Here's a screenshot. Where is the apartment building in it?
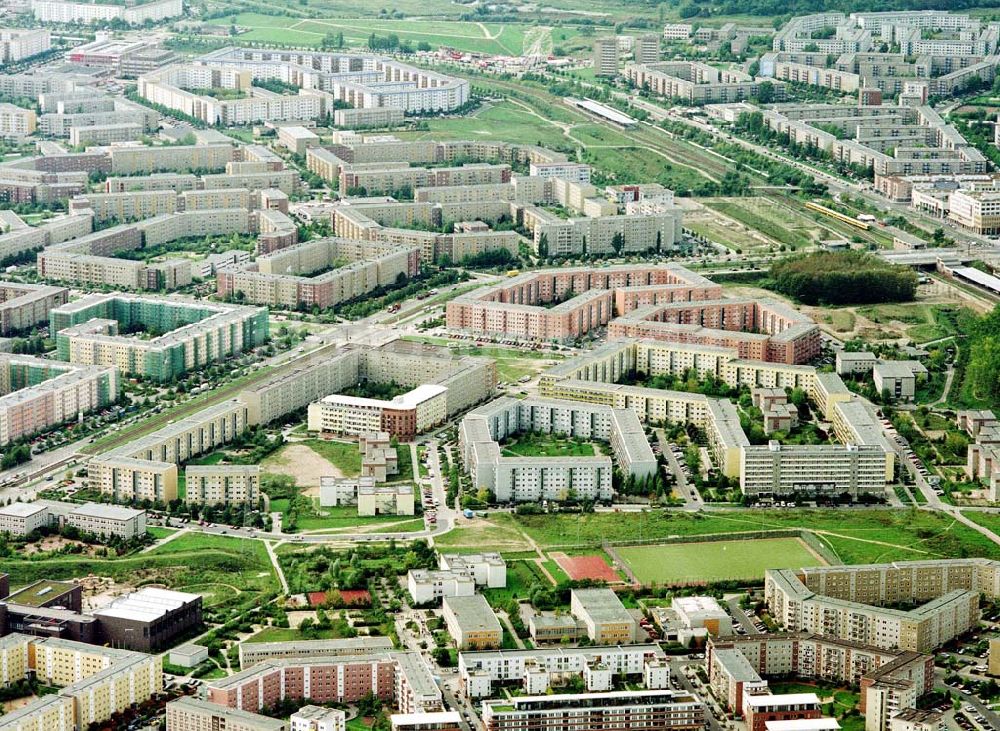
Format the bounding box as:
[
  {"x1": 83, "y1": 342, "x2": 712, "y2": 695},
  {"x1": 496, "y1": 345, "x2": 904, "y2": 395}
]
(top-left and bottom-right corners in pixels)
[
  {"x1": 634, "y1": 33, "x2": 661, "y2": 64},
  {"x1": 873, "y1": 361, "x2": 928, "y2": 401},
  {"x1": 708, "y1": 632, "x2": 934, "y2": 731},
  {"x1": 481, "y1": 690, "x2": 704, "y2": 731},
  {"x1": 67, "y1": 502, "x2": 146, "y2": 539},
  {"x1": 69, "y1": 123, "x2": 143, "y2": 146},
  {"x1": 0, "y1": 28, "x2": 51, "y2": 62},
  {"x1": 459, "y1": 644, "x2": 667, "y2": 698},
  {"x1": 89, "y1": 399, "x2": 249, "y2": 502},
  {"x1": 166, "y1": 697, "x2": 288, "y2": 731},
  {"x1": 49, "y1": 294, "x2": 268, "y2": 382},
  {"x1": 0, "y1": 283, "x2": 67, "y2": 335},
  {"x1": 458, "y1": 395, "x2": 653, "y2": 502},
  {"x1": 237, "y1": 637, "x2": 395, "y2": 669},
  {"x1": 0, "y1": 355, "x2": 119, "y2": 447},
  {"x1": 626, "y1": 61, "x2": 784, "y2": 103},
  {"x1": 109, "y1": 144, "x2": 235, "y2": 176},
  {"x1": 291, "y1": 706, "x2": 345, "y2": 731},
  {"x1": 0, "y1": 104, "x2": 36, "y2": 139},
  {"x1": 308, "y1": 384, "x2": 447, "y2": 439},
  {"x1": 442, "y1": 595, "x2": 503, "y2": 650},
  {"x1": 764, "y1": 559, "x2": 997, "y2": 652},
  {"x1": 0, "y1": 634, "x2": 162, "y2": 731},
  {"x1": 447, "y1": 264, "x2": 699, "y2": 343},
  {"x1": 333, "y1": 107, "x2": 404, "y2": 129},
  {"x1": 744, "y1": 694, "x2": 823, "y2": 731},
  {"x1": 216, "y1": 237, "x2": 418, "y2": 310},
  {"x1": 740, "y1": 441, "x2": 889, "y2": 499},
  {"x1": 31, "y1": 0, "x2": 182, "y2": 24},
  {"x1": 184, "y1": 464, "x2": 261, "y2": 506},
  {"x1": 570, "y1": 588, "x2": 638, "y2": 644},
  {"x1": 593, "y1": 37, "x2": 619, "y2": 77},
  {"x1": 320, "y1": 476, "x2": 414, "y2": 516},
  {"x1": 204, "y1": 651, "x2": 442, "y2": 715}
]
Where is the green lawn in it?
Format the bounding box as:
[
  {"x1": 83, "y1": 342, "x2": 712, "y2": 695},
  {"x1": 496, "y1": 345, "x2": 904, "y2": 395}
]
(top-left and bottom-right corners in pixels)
[
  {"x1": 245, "y1": 625, "x2": 353, "y2": 643},
  {"x1": 493, "y1": 509, "x2": 1000, "y2": 564},
  {"x1": 300, "y1": 439, "x2": 362, "y2": 477},
  {"x1": 294, "y1": 503, "x2": 424, "y2": 532},
  {"x1": 395, "y1": 443, "x2": 414, "y2": 482},
  {"x1": 204, "y1": 14, "x2": 572, "y2": 55},
  {"x1": 1, "y1": 532, "x2": 276, "y2": 610},
  {"x1": 617, "y1": 537, "x2": 822, "y2": 585},
  {"x1": 502, "y1": 432, "x2": 598, "y2": 458},
  {"x1": 147, "y1": 526, "x2": 177, "y2": 540}
]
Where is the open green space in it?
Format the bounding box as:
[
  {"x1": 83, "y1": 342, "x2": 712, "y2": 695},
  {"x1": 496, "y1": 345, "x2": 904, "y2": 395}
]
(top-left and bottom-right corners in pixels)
[
  {"x1": 617, "y1": 537, "x2": 822, "y2": 585},
  {"x1": 856, "y1": 303, "x2": 962, "y2": 343},
  {"x1": 502, "y1": 432, "x2": 598, "y2": 458},
  {"x1": 395, "y1": 444, "x2": 415, "y2": 482},
  {"x1": 704, "y1": 197, "x2": 819, "y2": 250},
  {"x1": 478, "y1": 509, "x2": 1000, "y2": 565},
  {"x1": 203, "y1": 14, "x2": 577, "y2": 55},
  {"x1": 147, "y1": 526, "x2": 177, "y2": 540},
  {"x1": 300, "y1": 440, "x2": 362, "y2": 477},
  {"x1": 245, "y1": 624, "x2": 354, "y2": 643},
  {"x1": 294, "y1": 504, "x2": 424, "y2": 533},
  {"x1": 1, "y1": 532, "x2": 276, "y2": 609}
]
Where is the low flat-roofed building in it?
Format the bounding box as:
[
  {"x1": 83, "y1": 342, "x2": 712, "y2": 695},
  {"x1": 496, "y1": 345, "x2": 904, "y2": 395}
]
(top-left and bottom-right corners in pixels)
[
  {"x1": 92, "y1": 586, "x2": 202, "y2": 651},
  {"x1": 390, "y1": 712, "x2": 461, "y2": 731},
  {"x1": 672, "y1": 596, "x2": 732, "y2": 635},
  {"x1": 407, "y1": 569, "x2": 475, "y2": 605},
  {"x1": 67, "y1": 501, "x2": 146, "y2": 539},
  {"x1": 744, "y1": 693, "x2": 822, "y2": 731},
  {"x1": 873, "y1": 361, "x2": 928, "y2": 401},
  {"x1": 764, "y1": 721, "x2": 840, "y2": 731},
  {"x1": 0, "y1": 501, "x2": 50, "y2": 536},
  {"x1": 439, "y1": 553, "x2": 506, "y2": 588},
  {"x1": 290, "y1": 705, "x2": 345, "y2": 731},
  {"x1": 166, "y1": 697, "x2": 287, "y2": 731},
  {"x1": 442, "y1": 594, "x2": 502, "y2": 650},
  {"x1": 570, "y1": 588, "x2": 637, "y2": 645},
  {"x1": 6, "y1": 577, "x2": 82, "y2": 609},
  {"x1": 888, "y1": 708, "x2": 944, "y2": 731},
  {"x1": 169, "y1": 643, "x2": 208, "y2": 668},
  {"x1": 836, "y1": 351, "x2": 877, "y2": 375}
]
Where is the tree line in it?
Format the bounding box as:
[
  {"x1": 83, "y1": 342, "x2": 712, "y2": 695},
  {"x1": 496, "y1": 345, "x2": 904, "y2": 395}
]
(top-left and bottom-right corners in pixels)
[{"x1": 768, "y1": 250, "x2": 917, "y2": 306}]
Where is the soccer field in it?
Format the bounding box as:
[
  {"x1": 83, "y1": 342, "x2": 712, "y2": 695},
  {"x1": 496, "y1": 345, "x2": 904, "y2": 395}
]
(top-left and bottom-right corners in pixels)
[{"x1": 616, "y1": 537, "x2": 824, "y2": 585}]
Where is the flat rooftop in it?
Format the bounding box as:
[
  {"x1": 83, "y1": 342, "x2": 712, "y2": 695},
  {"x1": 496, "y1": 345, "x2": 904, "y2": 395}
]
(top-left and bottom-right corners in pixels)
[{"x1": 7, "y1": 580, "x2": 77, "y2": 608}]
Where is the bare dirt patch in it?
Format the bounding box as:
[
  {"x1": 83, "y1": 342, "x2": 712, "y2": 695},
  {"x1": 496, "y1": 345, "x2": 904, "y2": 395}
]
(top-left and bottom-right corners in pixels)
[{"x1": 262, "y1": 444, "x2": 342, "y2": 490}]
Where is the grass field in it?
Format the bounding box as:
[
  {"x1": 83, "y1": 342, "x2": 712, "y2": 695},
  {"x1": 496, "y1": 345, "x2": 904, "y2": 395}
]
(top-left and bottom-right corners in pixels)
[
  {"x1": 244, "y1": 625, "x2": 353, "y2": 643},
  {"x1": 502, "y1": 432, "x2": 598, "y2": 458},
  {"x1": 400, "y1": 335, "x2": 561, "y2": 383},
  {"x1": 300, "y1": 439, "x2": 362, "y2": 476},
  {"x1": 477, "y1": 509, "x2": 1000, "y2": 565},
  {"x1": 204, "y1": 14, "x2": 582, "y2": 55},
  {"x1": 617, "y1": 537, "x2": 823, "y2": 585}
]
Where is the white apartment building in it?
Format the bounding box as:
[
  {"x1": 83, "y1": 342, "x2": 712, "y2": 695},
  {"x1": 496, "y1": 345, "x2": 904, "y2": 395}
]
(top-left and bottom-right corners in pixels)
[
  {"x1": 0, "y1": 28, "x2": 51, "y2": 62},
  {"x1": 406, "y1": 569, "x2": 475, "y2": 605},
  {"x1": 291, "y1": 706, "x2": 345, "y2": 731},
  {"x1": 0, "y1": 104, "x2": 36, "y2": 139},
  {"x1": 740, "y1": 441, "x2": 889, "y2": 498}
]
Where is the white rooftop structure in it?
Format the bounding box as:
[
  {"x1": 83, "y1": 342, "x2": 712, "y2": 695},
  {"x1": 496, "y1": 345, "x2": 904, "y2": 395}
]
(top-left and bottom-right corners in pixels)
[
  {"x1": 0, "y1": 502, "x2": 47, "y2": 517},
  {"x1": 764, "y1": 720, "x2": 841, "y2": 731},
  {"x1": 745, "y1": 693, "x2": 822, "y2": 708},
  {"x1": 92, "y1": 586, "x2": 200, "y2": 622},
  {"x1": 317, "y1": 383, "x2": 447, "y2": 410}
]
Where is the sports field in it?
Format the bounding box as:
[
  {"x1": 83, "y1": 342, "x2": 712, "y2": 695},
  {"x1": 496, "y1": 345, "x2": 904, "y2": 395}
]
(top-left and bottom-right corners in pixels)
[
  {"x1": 552, "y1": 552, "x2": 620, "y2": 582},
  {"x1": 617, "y1": 537, "x2": 824, "y2": 585}
]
